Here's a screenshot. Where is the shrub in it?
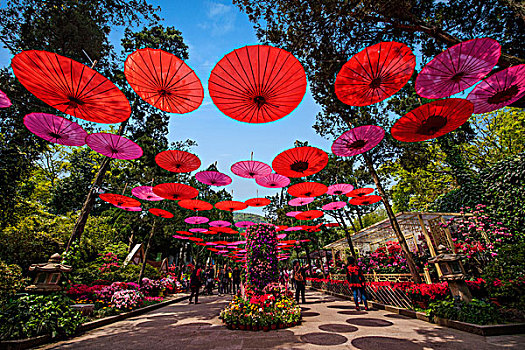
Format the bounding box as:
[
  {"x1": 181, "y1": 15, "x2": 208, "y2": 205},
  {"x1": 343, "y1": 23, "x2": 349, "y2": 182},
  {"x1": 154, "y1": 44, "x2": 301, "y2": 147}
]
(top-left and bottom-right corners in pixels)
[
  {"x1": 0, "y1": 261, "x2": 27, "y2": 303},
  {"x1": 111, "y1": 289, "x2": 143, "y2": 310},
  {"x1": 428, "y1": 298, "x2": 502, "y2": 325}
]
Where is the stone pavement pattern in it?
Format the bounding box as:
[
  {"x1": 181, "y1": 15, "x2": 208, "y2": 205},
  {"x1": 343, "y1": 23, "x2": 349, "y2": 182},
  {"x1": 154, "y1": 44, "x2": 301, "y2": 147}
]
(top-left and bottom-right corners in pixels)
[{"x1": 40, "y1": 290, "x2": 525, "y2": 349}]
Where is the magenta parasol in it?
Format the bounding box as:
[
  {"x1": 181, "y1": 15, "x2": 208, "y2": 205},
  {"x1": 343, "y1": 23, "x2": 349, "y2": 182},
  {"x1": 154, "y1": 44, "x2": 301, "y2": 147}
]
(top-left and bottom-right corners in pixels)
[
  {"x1": 467, "y1": 64, "x2": 525, "y2": 114},
  {"x1": 23, "y1": 113, "x2": 87, "y2": 146},
  {"x1": 332, "y1": 125, "x2": 385, "y2": 157},
  {"x1": 235, "y1": 221, "x2": 255, "y2": 228},
  {"x1": 0, "y1": 89, "x2": 12, "y2": 108},
  {"x1": 322, "y1": 201, "x2": 347, "y2": 210},
  {"x1": 327, "y1": 184, "x2": 354, "y2": 196},
  {"x1": 209, "y1": 220, "x2": 231, "y2": 227},
  {"x1": 416, "y1": 38, "x2": 501, "y2": 99},
  {"x1": 277, "y1": 233, "x2": 287, "y2": 240},
  {"x1": 286, "y1": 211, "x2": 302, "y2": 217},
  {"x1": 195, "y1": 171, "x2": 232, "y2": 186},
  {"x1": 189, "y1": 228, "x2": 208, "y2": 233},
  {"x1": 115, "y1": 205, "x2": 142, "y2": 212},
  {"x1": 285, "y1": 226, "x2": 302, "y2": 232},
  {"x1": 86, "y1": 133, "x2": 143, "y2": 160},
  {"x1": 185, "y1": 216, "x2": 209, "y2": 225},
  {"x1": 288, "y1": 197, "x2": 314, "y2": 207},
  {"x1": 131, "y1": 186, "x2": 164, "y2": 201},
  {"x1": 231, "y1": 160, "x2": 272, "y2": 179},
  {"x1": 255, "y1": 173, "x2": 290, "y2": 188}
]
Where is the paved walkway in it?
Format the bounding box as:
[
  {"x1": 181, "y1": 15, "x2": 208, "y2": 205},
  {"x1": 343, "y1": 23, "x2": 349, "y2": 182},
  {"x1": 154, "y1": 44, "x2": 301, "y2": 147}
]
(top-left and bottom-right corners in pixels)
[{"x1": 41, "y1": 291, "x2": 524, "y2": 349}]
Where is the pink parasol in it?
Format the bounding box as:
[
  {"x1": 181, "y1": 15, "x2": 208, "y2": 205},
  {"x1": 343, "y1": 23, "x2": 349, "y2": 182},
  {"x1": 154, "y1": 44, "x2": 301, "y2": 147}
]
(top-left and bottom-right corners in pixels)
[
  {"x1": 255, "y1": 173, "x2": 290, "y2": 188},
  {"x1": 327, "y1": 184, "x2": 354, "y2": 196},
  {"x1": 131, "y1": 186, "x2": 164, "y2": 201},
  {"x1": 288, "y1": 197, "x2": 314, "y2": 207},
  {"x1": 185, "y1": 216, "x2": 209, "y2": 225},
  {"x1": 285, "y1": 226, "x2": 303, "y2": 231},
  {"x1": 0, "y1": 89, "x2": 12, "y2": 108},
  {"x1": 23, "y1": 113, "x2": 87, "y2": 146},
  {"x1": 195, "y1": 171, "x2": 232, "y2": 186},
  {"x1": 332, "y1": 125, "x2": 385, "y2": 157},
  {"x1": 235, "y1": 221, "x2": 255, "y2": 228},
  {"x1": 322, "y1": 201, "x2": 347, "y2": 210},
  {"x1": 415, "y1": 38, "x2": 501, "y2": 99},
  {"x1": 209, "y1": 220, "x2": 231, "y2": 227},
  {"x1": 231, "y1": 160, "x2": 272, "y2": 179},
  {"x1": 86, "y1": 133, "x2": 143, "y2": 160},
  {"x1": 173, "y1": 235, "x2": 189, "y2": 240},
  {"x1": 286, "y1": 211, "x2": 302, "y2": 217},
  {"x1": 467, "y1": 64, "x2": 525, "y2": 114},
  {"x1": 277, "y1": 233, "x2": 287, "y2": 240},
  {"x1": 189, "y1": 228, "x2": 208, "y2": 233},
  {"x1": 116, "y1": 205, "x2": 142, "y2": 212}
]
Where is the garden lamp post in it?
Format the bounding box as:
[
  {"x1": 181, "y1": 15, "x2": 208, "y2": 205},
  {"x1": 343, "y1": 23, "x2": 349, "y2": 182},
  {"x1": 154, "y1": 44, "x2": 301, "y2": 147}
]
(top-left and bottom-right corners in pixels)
[{"x1": 26, "y1": 253, "x2": 71, "y2": 293}]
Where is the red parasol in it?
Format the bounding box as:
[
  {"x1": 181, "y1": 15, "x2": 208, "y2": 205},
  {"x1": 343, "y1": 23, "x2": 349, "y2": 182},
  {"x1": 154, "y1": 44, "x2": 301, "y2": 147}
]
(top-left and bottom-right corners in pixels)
[
  {"x1": 288, "y1": 197, "x2": 314, "y2": 207},
  {"x1": 178, "y1": 199, "x2": 213, "y2": 211},
  {"x1": 0, "y1": 89, "x2": 12, "y2": 108},
  {"x1": 209, "y1": 220, "x2": 232, "y2": 228},
  {"x1": 116, "y1": 205, "x2": 142, "y2": 212},
  {"x1": 131, "y1": 186, "x2": 164, "y2": 201},
  {"x1": 391, "y1": 99, "x2": 474, "y2": 142},
  {"x1": 185, "y1": 216, "x2": 209, "y2": 225},
  {"x1": 176, "y1": 231, "x2": 193, "y2": 236},
  {"x1": 215, "y1": 201, "x2": 248, "y2": 212},
  {"x1": 272, "y1": 146, "x2": 328, "y2": 178},
  {"x1": 188, "y1": 237, "x2": 204, "y2": 242},
  {"x1": 245, "y1": 197, "x2": 271, "y2": 207},
  {"x1": 173, "y1": 235, "x2": 190, "y2": 240},
  {"x1": 296, "y1": 210, "x2": 324, "y2": 221},
  {"x1": 335, "y1": 42, "x2": 415, "y2": 106},
  {"x1": 287, "y1": 182, "x2": 328, "y2": 198},
  {"x1": 208, "y1": 45, "x2": 307, "y2": 123},
  {"x1": 149, "y1": 208, "x2": 174, "y2": 218},
  {"x1": 322, "y1": 201, "x2": 347, "y2": 211},
  {"x1": 235, "y1": 221, "x2": 255, "y2": 228},
  {"x1": 255, "y1": 173, "x2": 290, "y2": 188},
  {"x1": 195, "y1": 171, "x2": 232, "y2": 186},
  {"x1": 23, "y1": 113, "x2": 87, "y2": 146},
  {"x1": 155, "y1": 150, "x2": 201, "y2": 173},
  {"x1": 12, "y1": 50, "x2": 130, "y2": 123},
  {"x1": 415, "y1": 38, "x2": 501, "y2": 99},
  {"x1": 231, "y1": 160, "x2": 272, "y2": 179},
  {"x1": 324, "y1": 223, "x2": 340, "y2": 228},
  {"x1": 346, "y1": 188, "x2": 374, "y2": 197},
  {"x1": 332, "y1": 125, "x2": 385, "y2": 157},
  {"x1": 189, "y1": 228, "x2": 207, "y2": 233},
  {"x1": 349, "y1": 195, "x2": 382, "y2": 206},
  {"x1": 124, "y1": 48, "x2": 203, "y2": 113},
  {"x1": 327, "y1": 184, "x2": 354, "y2": 196},
  {"x1": 152, "y1": 183, "x2": 199, "y2": 200},
  {"x1": 467, "y1": 64, "x2": 525, "y2": 114},
  {"x1": 286, "y1": 211, "x2": 302, "y2": 217},
  {"x1": 99, "y1": 193, "x2": 140, "y2": 207},
  {"x1": 86, "y1": 133, "x2": 143, "y2": 160}
]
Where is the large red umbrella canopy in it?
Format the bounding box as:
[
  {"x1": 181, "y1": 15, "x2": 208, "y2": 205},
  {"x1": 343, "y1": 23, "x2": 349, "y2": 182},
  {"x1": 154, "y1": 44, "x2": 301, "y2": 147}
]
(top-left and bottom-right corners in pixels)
[
  {"x1": 12, "y1": 50, "x2": 130, "y2": 123},
  {"x1": 214, "y1": 201, "x2": 248, "y2": 212},
  {"x1": 295, "y1": 210, "x2": 324, "y2": 221},
  {"x1": 178, "y1": 199, "x2": 213, "y2": 211},
  {"x1": 335, "y1": 42, "x2": 415, "y2": 106},
  {"x1": 272, "y1": 146, "x2": 328, "y2": 178},
  {"x1": 124, "y1": 48, "x2": 203, "y2": 113},
  {"x1": 287, "y1": 182, "x2": 328, "y2": 197},
  {"x1": 185, "y1": 216, "x2": 209, "y2": 224},
  {"x1": 87, "y1": 133, "x2": 143, "y2": 160},
  {"x1": 131, "y1": 186, "x2": 164, "y2": 201},
  {"x1": 415, "y1": 38, "x2": 501, "y2": 99},
  {"x1": 231, "y1": 160, "x2": 272, "y2": 179},
  {"x1": 255, "y1": 173, "x2": 290, "y2": 188},
  {"x1": 0, "y1": 89, "x2": 12, "y2": 108},
  {"x1": 467, "y1": 64, "x2": 525, "y2": 114},
  {"x1": 322, "y1": 201, "x2": 347, "y2": 211},
  {"x1": 23, "y1": 113, "x2": 87, "y2": 146},
  {"x1": 152, "y1": 183, "x2": 199, "y2": 200},
  {"x1": 208, "y1": 45, "x2": 307, "y2": 123},
  {"x1": 99, "y1": 193, "x2": 140, "y2": 207},
  {"x1": 149, "y1": 208, "x2": 174, "y2": 218},
  {"x1": 327, "y1": 184, "x2": 354, "y2": 196},
  {"x1": 391, "y1": 98, "x2": 474, "y2": 142},
  {"x1": 332, "y1": 125, "x2": 385, "y2": 157},
  {"x1": 155, "y1": 150, "x2": 201, "y2": 173},
  {"x1": 244, "y1": 197, "x2": 271, "y2": 207},
  {"x1": 347, "y1": 188, "x2": 374, "y2": 198},
  {"x1": 349, "y1": 195, "x2": 382, "y2": 206},
  {"x1": 195, "y1": 171, "x2": 232, "y2": 186},
  {"x1": 288, "y1": 197, "x2": 314, "y2": 207}
]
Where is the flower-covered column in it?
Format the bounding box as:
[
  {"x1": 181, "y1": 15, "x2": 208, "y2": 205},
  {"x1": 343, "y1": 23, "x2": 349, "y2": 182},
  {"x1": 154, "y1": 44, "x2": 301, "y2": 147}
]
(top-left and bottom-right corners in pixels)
[{"x1": 245, "y1": 223, "x2": 279, "y2": 294}]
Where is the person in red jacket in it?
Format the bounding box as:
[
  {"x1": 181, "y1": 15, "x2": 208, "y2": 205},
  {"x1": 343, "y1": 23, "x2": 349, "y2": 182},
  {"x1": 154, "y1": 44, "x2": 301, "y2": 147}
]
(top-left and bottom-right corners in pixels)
[
  {"x1": 188, "y1": 263, "x2": 203, "y2": 304},
  {"x1": 346, "y1": 256, "x2": 368, "y2": 310}
]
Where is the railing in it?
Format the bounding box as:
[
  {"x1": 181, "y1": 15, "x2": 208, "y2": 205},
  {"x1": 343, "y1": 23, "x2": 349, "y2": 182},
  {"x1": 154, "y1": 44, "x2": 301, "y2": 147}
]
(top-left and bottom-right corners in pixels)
[{"x1": 330, "y1": 272, "x2": 429, "y2": 283}]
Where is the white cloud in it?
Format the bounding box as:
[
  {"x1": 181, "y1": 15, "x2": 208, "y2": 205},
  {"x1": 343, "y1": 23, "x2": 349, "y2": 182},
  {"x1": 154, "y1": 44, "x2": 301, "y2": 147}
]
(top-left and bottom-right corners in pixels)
[{"x1": 198, "y1": 2, "x2": 236, "y2": 36}]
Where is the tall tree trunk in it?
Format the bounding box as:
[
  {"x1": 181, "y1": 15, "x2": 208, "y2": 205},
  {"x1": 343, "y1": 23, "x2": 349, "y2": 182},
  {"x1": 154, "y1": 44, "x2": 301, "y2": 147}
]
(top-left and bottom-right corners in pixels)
[
  {"x1": 303, "y1": 242, "x2": 312, "y2": 273},
  {"x1": 65, "y1": 120, "x2": 129, "y2": 252},
  {"x1": 355, "y1": 205, "x2": 364, "y2": 230},
  {"x1": 138, "y1": 219, "x2": 156, "y2": 284},
  {"x1": 334, "y1": 211, "x2": 358, "y2": 261},
  {"x1": 362, "y1": 153, "x2": 422, "y2": 283}
]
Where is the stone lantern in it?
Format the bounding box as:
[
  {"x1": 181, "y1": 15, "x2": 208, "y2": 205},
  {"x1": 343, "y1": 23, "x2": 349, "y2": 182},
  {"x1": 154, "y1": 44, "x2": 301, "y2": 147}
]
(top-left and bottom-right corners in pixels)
[
  {"x1": 428, "y1": 245, "x2": 472, "y2": 302},
  {"x1": 26, "y1": 253, "x2": 72, "y2": 293}
]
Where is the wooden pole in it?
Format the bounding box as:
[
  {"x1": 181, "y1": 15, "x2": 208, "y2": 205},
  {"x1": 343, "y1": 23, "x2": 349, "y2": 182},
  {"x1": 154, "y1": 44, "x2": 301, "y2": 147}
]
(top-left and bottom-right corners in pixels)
[{"x1": 417, "y1": 214, "x2": 443, "y2": 277}]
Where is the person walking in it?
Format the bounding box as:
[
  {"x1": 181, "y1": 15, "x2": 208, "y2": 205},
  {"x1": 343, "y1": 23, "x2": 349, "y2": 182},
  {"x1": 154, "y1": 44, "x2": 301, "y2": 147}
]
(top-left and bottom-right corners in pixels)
[
  {"x1": 188, "y1": 264, "x2": 203, "y2": 304},
  {"x1": 218, "y1": 265, "x2": 228, "y2": 296},
  {"x1": 346, "y1": 256, "x2": 369, "y2": 310},
  {"x1": 293, "y1": 260, "x2": 307, "y2": 304},
  {"x1": 232, "y1": 266, "x2": 241, "y2": 295}
]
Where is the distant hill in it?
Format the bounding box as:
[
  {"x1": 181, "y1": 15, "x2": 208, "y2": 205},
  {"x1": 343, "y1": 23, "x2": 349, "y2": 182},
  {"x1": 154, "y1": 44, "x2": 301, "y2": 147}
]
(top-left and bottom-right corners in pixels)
[{"x1": 233, "y1": 212, "x2": 266, "y2": 223}]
